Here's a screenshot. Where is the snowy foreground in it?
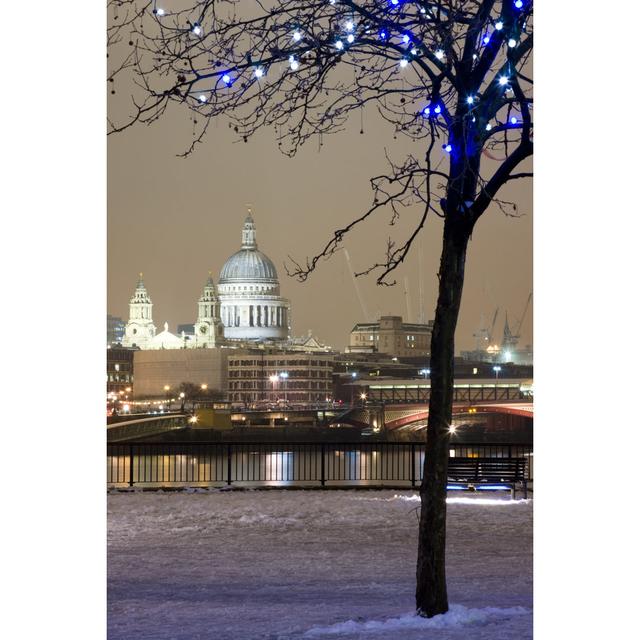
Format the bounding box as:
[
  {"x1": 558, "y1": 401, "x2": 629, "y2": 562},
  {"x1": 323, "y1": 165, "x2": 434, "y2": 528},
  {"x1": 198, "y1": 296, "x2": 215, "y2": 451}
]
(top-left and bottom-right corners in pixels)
[{"x1": 108, "y1": 490, "x2": 532, "y2": 639}]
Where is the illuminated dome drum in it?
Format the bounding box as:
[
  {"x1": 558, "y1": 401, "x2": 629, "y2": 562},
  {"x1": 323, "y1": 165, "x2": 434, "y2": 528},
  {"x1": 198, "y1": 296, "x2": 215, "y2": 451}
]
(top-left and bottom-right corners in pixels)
[{"x1": 218, "y1": 213, "x2": 290, "y2": 341}]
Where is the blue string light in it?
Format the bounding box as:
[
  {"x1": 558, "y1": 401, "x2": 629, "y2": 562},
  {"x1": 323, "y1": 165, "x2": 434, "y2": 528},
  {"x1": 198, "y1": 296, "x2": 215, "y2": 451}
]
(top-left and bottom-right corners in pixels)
[
  {"x1": 347, "y1": 34, "x2": 355, "y2": 43},
  {"x1": 222, "y1": 74, "x2": 232, "y2": 85},
  {"x1": 399, "y1": 58, "x2": 408, "y2": 68},
  {"x1": 510, "y1": 116, "x2": 518, "y2": 124},
  {"x1": 335, "y1": 40, "x2": 344, "y2": 50},
  {"x1": 402, "y1": 34, "x2": 410, "y2": 44},
  {"x1": 292, "y1": 31, "x2": 302, "y2": 42},
  {"x1": 379, "y1": 30, "x2": 388, "y2": 40},
  {"x1": 423, "y1": 106, "x2": 431, "y2": 117},
  {"x1": 434, "y1": 105, "x2": 442, "y2": 114},
  {"x1": 514, "y1": 0, "x2": 524, "y2": 8},
  {"x1": 443, "y1": 144, "x2": 452, "y2": 153}
]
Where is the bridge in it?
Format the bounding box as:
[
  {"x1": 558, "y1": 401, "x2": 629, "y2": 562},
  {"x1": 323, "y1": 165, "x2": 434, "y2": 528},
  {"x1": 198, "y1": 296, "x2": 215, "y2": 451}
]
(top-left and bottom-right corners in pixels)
[
  {"x1": 329, "y1": 400, "x2": 533, "y2": 432},
  {"x1": 107, "y1": 414, "x2": 189, "y2": 442}
]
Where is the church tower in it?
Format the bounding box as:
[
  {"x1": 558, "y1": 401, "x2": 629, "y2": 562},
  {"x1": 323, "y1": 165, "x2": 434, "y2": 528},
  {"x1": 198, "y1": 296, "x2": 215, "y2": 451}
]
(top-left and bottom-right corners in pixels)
[
  {"x1": 122, "y1": 273, "x2": 156, "y2": 349},
  {"x1": 193, "y1": 273, "x2": 224, "y2": 347}
]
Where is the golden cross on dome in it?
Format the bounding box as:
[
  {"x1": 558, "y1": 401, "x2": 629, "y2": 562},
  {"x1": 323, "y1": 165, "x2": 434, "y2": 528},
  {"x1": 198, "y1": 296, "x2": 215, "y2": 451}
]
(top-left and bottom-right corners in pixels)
[{"x1": 245, "y1": 203, "x2": 254, "y2": 216}]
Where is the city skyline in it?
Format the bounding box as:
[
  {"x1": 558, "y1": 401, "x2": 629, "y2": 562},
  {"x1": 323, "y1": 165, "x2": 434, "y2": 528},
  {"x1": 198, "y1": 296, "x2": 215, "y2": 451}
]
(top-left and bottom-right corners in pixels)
[{"x1": 108, "y1": 116, "x2": 531, "y2": 353}]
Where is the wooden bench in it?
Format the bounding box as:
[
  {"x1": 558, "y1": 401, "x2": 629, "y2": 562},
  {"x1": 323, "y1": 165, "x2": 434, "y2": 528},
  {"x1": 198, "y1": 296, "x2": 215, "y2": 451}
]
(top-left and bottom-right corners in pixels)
[{"x1": 447, "y1": 458, "x2": 528, "y2": 499}]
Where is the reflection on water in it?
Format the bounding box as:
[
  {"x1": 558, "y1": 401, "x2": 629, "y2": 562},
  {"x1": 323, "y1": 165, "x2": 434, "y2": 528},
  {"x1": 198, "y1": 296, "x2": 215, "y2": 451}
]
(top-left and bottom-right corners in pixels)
[
  {"x1": 107, "y1": 445, "x2": 530, "y2": 487},
  {"x1": 107, "y1": 448, "x2": 419, "y2": 486}
]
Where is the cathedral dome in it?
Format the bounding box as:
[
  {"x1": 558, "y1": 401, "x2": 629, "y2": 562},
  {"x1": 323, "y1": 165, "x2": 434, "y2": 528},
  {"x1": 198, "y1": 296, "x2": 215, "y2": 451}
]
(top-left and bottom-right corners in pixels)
[
  {"x1": 219, "y1": 248, "x2": 278, "y2": 284},
  {"x1": 218, "y1": 213, "x2": 279, "y2": 284}
]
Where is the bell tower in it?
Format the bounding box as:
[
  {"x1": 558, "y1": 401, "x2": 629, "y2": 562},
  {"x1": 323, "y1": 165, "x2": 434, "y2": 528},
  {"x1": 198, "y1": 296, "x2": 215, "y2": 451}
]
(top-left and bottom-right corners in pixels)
[
  {"x1": 122, "y1": 273, "x2": 157, "y2": 349},
  {"x1": 194, "y1": 272, "x2": 224, "y2": 347}
]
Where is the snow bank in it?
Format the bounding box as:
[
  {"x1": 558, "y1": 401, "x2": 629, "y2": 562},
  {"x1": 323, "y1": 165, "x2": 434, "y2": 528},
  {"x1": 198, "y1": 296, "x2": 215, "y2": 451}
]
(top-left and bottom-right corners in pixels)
[{"x1": 304, "y1": 604, "x2": 530, "y2": 636}]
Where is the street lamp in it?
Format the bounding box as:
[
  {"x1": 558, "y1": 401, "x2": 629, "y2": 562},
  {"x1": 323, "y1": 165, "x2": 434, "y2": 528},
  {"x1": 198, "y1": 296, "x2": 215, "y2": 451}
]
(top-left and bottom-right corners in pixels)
[
  {"x1": 493, "y1": 365, "x2": 502, "y2": 380},
  {"x1": 269, "y1": 374, "x2": 279, "y2": 402},
  {"x1": 279, "y1": 372, "x2": 289, "y2": 405},
  {"x1": 419, "y1": 368, "x2": 431, "y2": 379}
]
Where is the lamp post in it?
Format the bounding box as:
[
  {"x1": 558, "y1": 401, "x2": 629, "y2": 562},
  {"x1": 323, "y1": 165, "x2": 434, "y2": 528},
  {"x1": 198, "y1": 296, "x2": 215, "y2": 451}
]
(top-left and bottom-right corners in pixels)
[
  {"x1": 279, "y1": 372, "x2": 289, "y2": 405},
  {"x1": 269, "y1": 374, "x2": 279, "y2": 403},
  {"x1": 179, "y1": 391, "x2": 185, "y2": 412},
  {"x1": 163, "y1": 385, "x2": 170, "y2": 411},
  {"x1": 493, "y1": 365, "x2": 502, "y2": 380}
]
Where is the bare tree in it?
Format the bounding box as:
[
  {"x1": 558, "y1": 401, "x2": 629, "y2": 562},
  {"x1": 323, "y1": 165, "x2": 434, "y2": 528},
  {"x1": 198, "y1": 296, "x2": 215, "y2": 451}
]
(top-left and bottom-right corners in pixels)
[{"x1": 108, "y1": 0, "x2": 533, "y2": 617}]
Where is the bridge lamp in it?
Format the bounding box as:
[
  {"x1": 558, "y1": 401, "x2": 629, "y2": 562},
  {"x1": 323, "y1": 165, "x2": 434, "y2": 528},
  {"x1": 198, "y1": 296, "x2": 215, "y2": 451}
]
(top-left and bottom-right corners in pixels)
[
  {"x1": 189, "y1": 415, "x2": 198, "y2": 424},
  {"x1": 279, "y1": 372, "x2": 289, "y2": 379},
  {"x1": 201, "y1": 383, "x2": 208, "y2": 390},
  {"x1": 448, "y1": 425, "x2": 457, "y2": 434},
  {"x1": 269, "y1": 375, "x2": 279, "y2": 383},
  {"x1": 163, "y1": 385, "x2": 170, "y2": 391},
  {"x1": 179, "y1": 392, "x2": 185, "y2": 399},
  {"x1": 493, "y1": 365, "x2": 502, "y2": 379},
  {"x1": 360, "y1": 393, "x2": 367, "y2": 401}
]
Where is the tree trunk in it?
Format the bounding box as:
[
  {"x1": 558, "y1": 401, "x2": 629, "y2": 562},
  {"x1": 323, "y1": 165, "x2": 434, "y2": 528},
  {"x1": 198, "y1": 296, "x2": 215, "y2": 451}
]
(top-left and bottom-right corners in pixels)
[{"x1": 416, "y1": 216, "x2": 470, "y2": 617}]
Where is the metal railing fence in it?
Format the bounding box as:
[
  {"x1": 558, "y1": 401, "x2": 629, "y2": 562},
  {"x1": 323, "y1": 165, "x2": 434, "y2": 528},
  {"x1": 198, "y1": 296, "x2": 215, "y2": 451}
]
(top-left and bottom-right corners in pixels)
[{"x1": 107, "y1": 442, "x2": 532, "y2": 488}]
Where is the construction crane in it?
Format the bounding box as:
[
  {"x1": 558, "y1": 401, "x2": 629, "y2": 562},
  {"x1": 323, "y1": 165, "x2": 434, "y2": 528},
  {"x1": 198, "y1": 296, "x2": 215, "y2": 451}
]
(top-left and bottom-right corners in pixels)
[
  {"x1": 343, "y1": 248, "x2": 373, "y2": 322},
  {"x1": 403, "y1": 276, "x2": 413, "y2": 323},
  {"x1": 473, "y1": 307, "x2": 500, "y2": 351},
  {"x1": 502, "y1": 292, "x2": 532, "y2": 356},
  {"x1": 515, "y1": 292, "x2": 532, "y2": 339}
]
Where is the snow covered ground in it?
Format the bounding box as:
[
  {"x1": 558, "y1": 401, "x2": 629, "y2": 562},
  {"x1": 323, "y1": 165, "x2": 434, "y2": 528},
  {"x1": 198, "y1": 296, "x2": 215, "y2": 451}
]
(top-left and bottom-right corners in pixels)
[{"x1": 108, "y1": 489, "x2": 532, "y2": 639}]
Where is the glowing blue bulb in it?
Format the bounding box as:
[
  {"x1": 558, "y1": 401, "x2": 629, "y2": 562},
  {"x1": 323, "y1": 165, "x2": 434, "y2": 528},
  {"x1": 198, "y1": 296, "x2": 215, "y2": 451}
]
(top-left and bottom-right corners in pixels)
[
  {"x1": 508, "y1": 38, "x2": 517, "y2": 48},
  {"x1": 402, "y1": 34, "x2": 410, "y2": 44},
  {"x1": 391, "y1": 0, "x2": 399, "y2": 5},
  {"x1": 198, "y1": 94, "x2": 207, "y2": 103},
  {"x1": 290, "y1": 58, "x2": 299, "y2": 71},
  {"x1": 379, "y1": 31, "x2": 388, "y2": 40},
  {"x1": 192, "y1": 24, "x2": 202, "y2": 36},
  {"x1": 435, "y1": 49, "x2": 444, "y2": 60},
  {"x1": 420, "y1": 7, "x2": 426, "y2": 13},
  {"x1": 411, "y1": 48, "x2": 417, "y2": 55},
  {"x1": 466, "y1": 96, "x2": 474, "y2": 105},
  {"x1": 495, "y1": 21, "x2": 503, "y2": 31},
  {"x1": 515, "y1": 0, "x2": 524, "y2": 8},
  {"x1": 434, "y1": 105, "x2": 442, "y2": 114},
  {"x1": 222, "y1": 74, "x2": 231, "y2": 85},
  {"x1": 399, "y1": 58, "x2": 408, "y2": 68},
  {"x1": 444, "y1": 144, "x2": 452, "y2": 153},
  {"x1": 486, "y1": 123, "x2": 492, "y2": 131},
  {"x1": 483, "y1": 34, "x2": 491, "y2": 45},
  {"x1": 292, "y1": 31, "x2": 302, "y2": 42},
  {"x1": 335, "y1": 40, "x2": 344, "y2": 50},
  {"x1": 254, "y1": 67, "x2": 264, "y2": 78},
  {"x1": 510, "y1": 116, "x2": 518, "y2": 124},
  {"x1": 156, "y1": 8, "x2": 165, "y2": 16},
  {"x1": 329, "y1": 0, "x2": 335, "y2": 3},
  {"x1": 345, "y1": 21, "x2": 354, "y2": 32},
  {"x1": 472, "y1": 54, "x2": 478, "y2": 60},
  {"x1": 499, "y1": 75, "x2": 509, "y2": 85},
  {"x1": 347, "y1": 34, "x2": 355, "y2": 43},
  {"x1": 423, "y1": 106, "x2": 430, "y2": 116}
]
